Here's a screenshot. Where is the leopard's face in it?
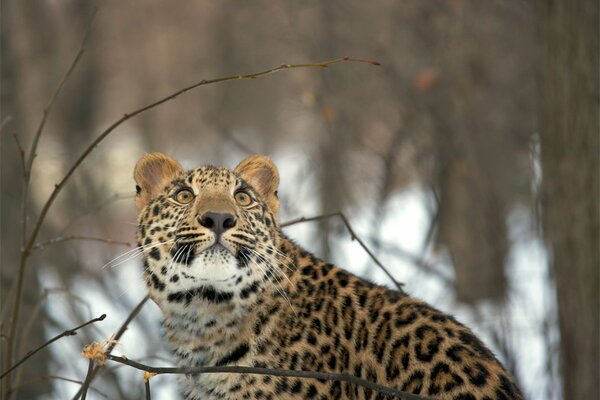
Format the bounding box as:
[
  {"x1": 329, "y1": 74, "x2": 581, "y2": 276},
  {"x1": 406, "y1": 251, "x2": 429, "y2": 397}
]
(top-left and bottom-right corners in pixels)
[{"x1": 134, "y1": 153, "x2": 282, "y2": 310}]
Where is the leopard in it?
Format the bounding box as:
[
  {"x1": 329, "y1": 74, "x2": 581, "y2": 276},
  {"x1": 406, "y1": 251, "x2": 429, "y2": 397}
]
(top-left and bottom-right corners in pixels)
[{"x1": 133, "y1": 152, "x2": 523, "y2": 400}]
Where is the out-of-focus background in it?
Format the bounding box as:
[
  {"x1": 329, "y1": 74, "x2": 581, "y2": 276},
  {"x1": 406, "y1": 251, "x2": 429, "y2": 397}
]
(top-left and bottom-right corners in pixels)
[{"x1": 1, "y1": 1, "x2": 597, "y2": 399}]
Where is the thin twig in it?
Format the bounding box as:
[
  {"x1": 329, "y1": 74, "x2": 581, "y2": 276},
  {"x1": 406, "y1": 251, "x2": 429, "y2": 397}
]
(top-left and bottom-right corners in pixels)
[
  {"x1": 70, "y1": 296, "x2": 149, "y2": 400},
  {"x1": 1, "y1": 314, "x2": 105, "y2": 380},
  {"x1": 4, "y1": 12, "x2": 97, "y2": 396},
  {"x1": 80, "y1": 360, "x2": 95, "y2": 400},
  {"x1": 12, "y1": 134, "x2": 26, "y2": 175},
  {"x1": 281, "y1": 212, "x2": 404, "y2": 291},
  {"x1": 207, "y1": 113, "x2": 257, "y2": 154},
  {"x1": 33, "y1": 236, "x2": 131, "y2": 251},
  {"x1": 376, "y1": 240, "x2": 452, "y2": 284},
  {"x1": 8, "y1": 375, "x2": 108, "y2": 398},
  {"x1": 108, "y1": 296, "x2": 149, "y2": 352},
  {"x1": 145, "y1": 378, "x2": 151, "y2": 400},
  {"x1": 12, "y1": 288, "x2": 94, "y2": 391},
  {"x1": 24, "y1": 8, "x2": 97, "y2": 178},
  {"x1": 60, "y1": 192, "x2": 134, "y2": 235},
  {"x1": 107, "y1": 354, "x2": 431, "y2": 400}
]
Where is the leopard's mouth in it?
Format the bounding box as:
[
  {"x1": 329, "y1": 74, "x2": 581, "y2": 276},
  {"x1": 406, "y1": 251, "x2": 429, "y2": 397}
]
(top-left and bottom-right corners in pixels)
[{"x1": 203, "y1": 242, "x2": 232, "y2": 254}]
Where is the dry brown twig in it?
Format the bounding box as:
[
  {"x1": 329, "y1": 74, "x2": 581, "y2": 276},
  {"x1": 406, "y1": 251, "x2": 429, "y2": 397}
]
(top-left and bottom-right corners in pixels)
[
  {"x1": 1, "y1": 314, "x2": 105, "y2": 381},
  {"x1": 12, "y1": 134, "x2": 26, "y2": 174},
  {"x1": 71, "y1": 296, "x2": 149, "y2": 400},
  {"x1": 10, "y1": 288, "x2": 95, "y2": 392},
  {"x1": 80, "y1": 360, "x2": 95, "y2": 400},
  {"x1": 59, "y1": 192, "x2": 134, "y2": 235},
  {"x1": 281, "y1": 212, "x2": 405, "y2": 291},
  {"x1": 32, "y1": 236, "x2": 131, "y2": 251},
  {"x1": 2, "y1": 10, "x2": 98, "y2": 394},
  {"x1": 105, "y1": 354, "x2": 432, "y2": 400}
]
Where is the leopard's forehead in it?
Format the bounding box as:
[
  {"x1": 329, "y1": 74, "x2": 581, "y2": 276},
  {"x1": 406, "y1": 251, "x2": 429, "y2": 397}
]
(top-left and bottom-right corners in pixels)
[{"x1": 182, "y1": 165, "x2": 242, "y2": 190}]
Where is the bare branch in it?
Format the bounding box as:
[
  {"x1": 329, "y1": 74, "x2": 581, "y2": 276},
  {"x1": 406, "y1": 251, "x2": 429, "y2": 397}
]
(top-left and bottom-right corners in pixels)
[
  {"x1": 12, "y1": 288, "x2": 94, "y2": 391},
  {"x1": 12, "y1": 134, "x2": 26, "y2": 176},
  {"x1": 70, "y1": 296, "x2": 149, "y2": 400},
  {"x1": 1, "y1": 314, "x2": 105, "y2": 380},
  {"x1": 24, "y1": 8, "x2": 97, "y2": 178},
  {"x1": 207, "y1": 113, "x2": 257, "y2": 154},
  {"x1": 3, "y1": 12, "x2": 97, "y2": 393},
  {"x1": 144, "y1": 378, "x2": 151, "y2": 400},
  {"x1": 106, "y1": 354, "x2": 431, "y2": 400},
  {"x1": 281, "y1": 212, "x2": 404, "y2": 291},
  {"x1": 80, "y1": 360, "x2": 95, "y2": 400},
  {"x1": 376, "y1": 240, "x2": 452, "y2": 284},
  {"x1": 109, "y1": 296, "x2": 150, "y2": 350},
  {"x1": 60, "y1": 192, "x2": 134, "y2": 235},
  {"x1": 32, "y1": 236, "x2": 131, "y2": 251}
]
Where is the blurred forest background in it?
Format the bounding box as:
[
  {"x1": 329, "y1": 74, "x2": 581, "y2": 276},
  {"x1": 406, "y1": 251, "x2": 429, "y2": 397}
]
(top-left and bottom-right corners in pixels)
[{"x1": 1, "y1": 1, "x2": 597, "y2": 399}]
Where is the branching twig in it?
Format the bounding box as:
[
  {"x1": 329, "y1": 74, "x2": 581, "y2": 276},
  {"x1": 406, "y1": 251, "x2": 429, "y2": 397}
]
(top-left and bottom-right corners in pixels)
[
  {"x1": 12, "y1": 288, "x2": 94, "y2": 391},
  {"x1": 70, "y1": 296, "x2": 149, "y2": 400},
  {"x1": 60, "y1": 192, "x2": 134, "y2": 235},
  {"x1": 32, "y1": 236, "x2": 131, "y2": 251},
  {"x1": 376, "y1": 241, "x2": 452, "y2": 284},
  {"x1": 3, "y1": 12, "x2": 97, "y2": 394},
  {"x1": 24, "y1": 9, "x2": 97, "y2": 178},
  {"x1": 1, "y1": 314, "x2": 105, "y2": 380},
  {"x1": 12, "y1": 134, "x2": 26, "y2": 175},
  {"x1": 106, "y1": 354, "x2": 431, "y2": 400},
  {"x1": 144, "y1": 377, "x2": 151, "y2": 400},
  {"x1": 281, "y1": 212, "x2": 404, "y2": 291}
]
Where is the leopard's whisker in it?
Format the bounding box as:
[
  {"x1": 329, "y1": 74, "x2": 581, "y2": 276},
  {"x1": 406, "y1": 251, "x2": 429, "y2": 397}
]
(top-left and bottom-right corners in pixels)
[
  {"x1": 249, "y1": 253, "x2": 295, "y2": 315},
  {"x1": 103, "y1": 239, "x2": 176, "y2": 270},
  {"x1": 247, "y1": 247, "x2": 295, "y2": 314}
]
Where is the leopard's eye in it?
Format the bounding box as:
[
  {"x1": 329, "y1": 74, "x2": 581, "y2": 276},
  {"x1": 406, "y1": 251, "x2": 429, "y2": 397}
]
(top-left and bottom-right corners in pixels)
[
  {"x1": 174, "y1": 188, "x2": 194, "y2": 204},
  {"x1": 234, "y1": 190, "x2": 253, "y2": 206}
]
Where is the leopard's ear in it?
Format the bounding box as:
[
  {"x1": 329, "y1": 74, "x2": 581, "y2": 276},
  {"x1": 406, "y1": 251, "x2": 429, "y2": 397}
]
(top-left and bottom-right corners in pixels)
[
  {"x1": 234, "y1": 155, "x2": 280, "y2": 217},
  {"x1": 134, "y1": 152, "x2": 183, "y2": 210}
]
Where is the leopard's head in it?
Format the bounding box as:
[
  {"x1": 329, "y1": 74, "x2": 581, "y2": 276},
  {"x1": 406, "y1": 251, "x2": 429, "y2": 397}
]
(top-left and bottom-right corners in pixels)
[{"x1": 133, "y1": 153, "x2": 284, "y2": 310}]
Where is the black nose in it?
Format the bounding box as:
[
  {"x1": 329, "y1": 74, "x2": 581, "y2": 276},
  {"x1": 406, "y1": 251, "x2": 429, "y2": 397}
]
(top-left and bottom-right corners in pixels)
[{"x1": 199, "y1": 212, "x2": 236, "y2": 238}]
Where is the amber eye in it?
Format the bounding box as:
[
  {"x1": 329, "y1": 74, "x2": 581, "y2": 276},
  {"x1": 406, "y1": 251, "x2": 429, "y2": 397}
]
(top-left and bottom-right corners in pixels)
[
  {"x1": 174, "y1": 188, "x2": 194, "y2": 204},
  {"x1": 234, "y1": 190, "x2": 253, "y2": 206}
]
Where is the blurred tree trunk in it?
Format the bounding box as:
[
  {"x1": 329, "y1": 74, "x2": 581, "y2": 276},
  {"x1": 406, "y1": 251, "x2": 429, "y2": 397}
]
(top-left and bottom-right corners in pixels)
[
  {"x1": 537, "y1": 1, "x2": 599, "y2": 399},
  {"x1": 420, "y1": 1, "x2": 524, "y2": 304},
  {"x1": 314, "y1": 2, "x2": 348, "y2": 262}
]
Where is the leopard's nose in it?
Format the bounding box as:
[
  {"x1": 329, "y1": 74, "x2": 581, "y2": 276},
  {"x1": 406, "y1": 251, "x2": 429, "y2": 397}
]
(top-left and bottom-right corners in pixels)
[{"x1": 198, "y1": 212, "x2": 236, "y2": 238}]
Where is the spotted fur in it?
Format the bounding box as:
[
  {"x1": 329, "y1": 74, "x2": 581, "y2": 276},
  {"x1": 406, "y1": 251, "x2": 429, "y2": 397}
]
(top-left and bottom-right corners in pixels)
[{"x1": 133, "y1": 153, "x2": 523, "y2": 400}]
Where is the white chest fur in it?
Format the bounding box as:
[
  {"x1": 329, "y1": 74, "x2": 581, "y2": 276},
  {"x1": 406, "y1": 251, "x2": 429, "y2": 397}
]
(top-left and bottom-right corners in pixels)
[{"x1": 161, "y1": 302, "x2": 254, "y2": 399}]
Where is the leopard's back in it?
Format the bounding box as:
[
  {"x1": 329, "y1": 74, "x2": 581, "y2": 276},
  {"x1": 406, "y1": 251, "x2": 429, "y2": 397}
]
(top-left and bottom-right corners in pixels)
[{"x1": 240, "y1": 241, "x2": 523, "y2": 400}]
